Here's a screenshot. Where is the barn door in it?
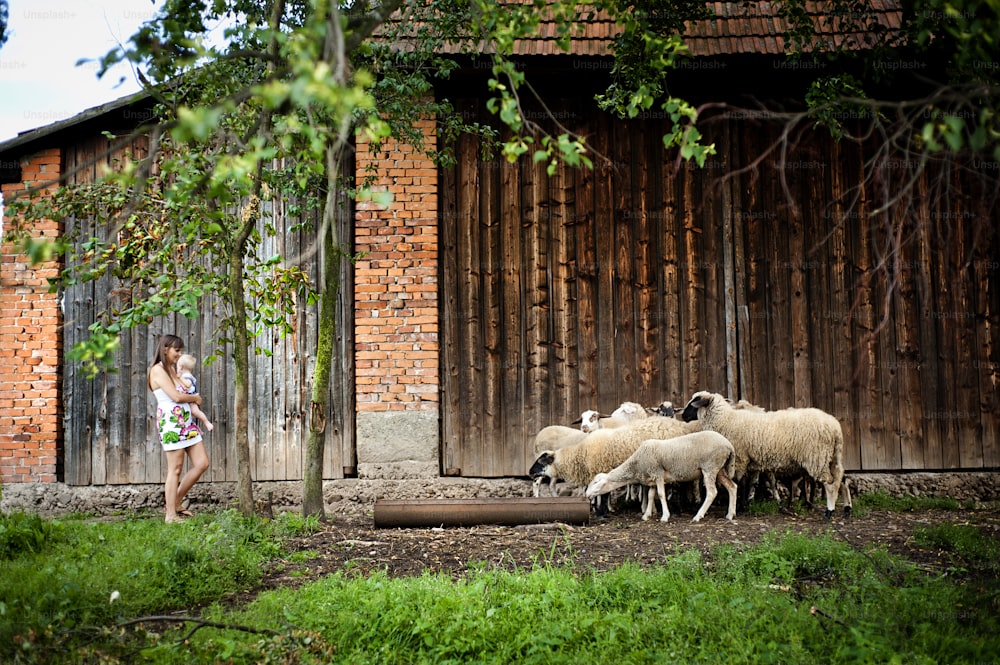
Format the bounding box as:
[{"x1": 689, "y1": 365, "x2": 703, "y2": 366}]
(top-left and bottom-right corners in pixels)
[{"x1": 440, "y1": 99, "x2": 731, "y2": 477}]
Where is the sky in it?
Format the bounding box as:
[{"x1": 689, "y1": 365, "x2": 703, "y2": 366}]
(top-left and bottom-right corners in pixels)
[{"x1": 0, "y1": 0, "x2": 165, "y2": 143}]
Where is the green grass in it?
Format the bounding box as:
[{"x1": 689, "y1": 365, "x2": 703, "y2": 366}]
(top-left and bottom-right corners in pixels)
[
  {"x1": 853, "y1": 490, "x2": 965, "y2": 513},
  {"x1": 2, "y1": 509, "x2": 998, "y2": 664},
  {"x1": 0, "y1": 509, "x2": 320, "y2": 663}
]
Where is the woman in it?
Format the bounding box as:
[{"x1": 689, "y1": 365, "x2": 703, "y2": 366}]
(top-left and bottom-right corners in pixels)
[{"x1": 148, "y1": 334, "x2": 210, "y2": 523}]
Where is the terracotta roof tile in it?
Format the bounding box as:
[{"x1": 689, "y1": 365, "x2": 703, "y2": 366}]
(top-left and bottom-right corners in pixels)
[{"x1": 405, "y1": 0, "x2": 901, "y2": 57}]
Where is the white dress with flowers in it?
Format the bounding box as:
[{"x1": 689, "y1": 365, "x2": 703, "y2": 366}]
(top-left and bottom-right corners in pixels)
[{"x1": 153, "y1": 386, "x2": 203, "y2": 451}]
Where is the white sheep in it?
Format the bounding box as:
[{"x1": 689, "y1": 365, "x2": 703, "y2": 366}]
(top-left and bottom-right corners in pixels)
[
  {"x1": 530, "y1": 425, "x2": 589, "y2": 496},
  {"x1": 529, "y1": 416, "x2": 699, "y2": 512},
  {"x1": 680, "y1": 391, "x2": 852, "y2": 518},
  {"x1": 585, "y1": 430, "x2": 738, "y2": 522},
  {"x1": 575, "y1": 401, "x2": 650, "y2": 433}
]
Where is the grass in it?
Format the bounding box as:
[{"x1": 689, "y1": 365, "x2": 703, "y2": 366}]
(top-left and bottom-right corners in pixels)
[{"x1": 1, "y1": 501, "x2": 998, "y2": 664}]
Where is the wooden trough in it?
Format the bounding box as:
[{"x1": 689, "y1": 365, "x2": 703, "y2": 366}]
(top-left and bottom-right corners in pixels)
[{"x1": 373, "y1": 497, "x2": 591, "y2": 528}]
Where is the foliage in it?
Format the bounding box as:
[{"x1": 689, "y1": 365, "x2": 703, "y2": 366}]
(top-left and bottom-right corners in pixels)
[
  {"x1": 913, "y1": 523, "x2": 1000, "y2": 571},
  {"x1": 0, "y1": 510, "x2": 321, "y2": 662},
  {"x1": 2, "y1": 512, "x2": 997, "y2": 663},
  {"x1": 0, "y1": 512, "x2": 65, "y2": 560},
  {"x1": 854, "y1": 490, "x2": 964, "y2": 513}
]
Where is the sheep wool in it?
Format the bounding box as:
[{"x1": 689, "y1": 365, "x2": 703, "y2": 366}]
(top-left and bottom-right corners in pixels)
[
  {"x1": 529, "y1": 416, "x2": 701, "y2": 490},
  {"x1": 681, "y1": 391, "x2": 852, "y2": 517},
  {"x1": 585, "y1": 430, "x2": 738, "y2": 522}
]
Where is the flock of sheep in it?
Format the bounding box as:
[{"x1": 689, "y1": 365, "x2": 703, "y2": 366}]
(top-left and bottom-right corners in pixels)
[{"x1": 528, "y1": 392, "x2": 853, "y2": 523}]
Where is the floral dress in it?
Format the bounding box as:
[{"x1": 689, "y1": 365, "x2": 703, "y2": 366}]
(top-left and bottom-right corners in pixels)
[{"x1": 153, "y1": 383, "x2": 203, "y2": 451}]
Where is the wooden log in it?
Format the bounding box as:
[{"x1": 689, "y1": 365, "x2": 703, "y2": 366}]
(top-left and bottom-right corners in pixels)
[{"x1": 373, "y1": 497, "x2": 591, "y2": 528}]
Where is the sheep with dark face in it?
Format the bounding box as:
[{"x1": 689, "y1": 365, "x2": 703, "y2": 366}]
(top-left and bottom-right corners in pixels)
[
  {"x1": 681, "y1": 391, "x2": 852, "y2": 518},
  {"x1": 530, "y1": 425, "x2": 588, "y2": 496},
  {"x1": 585, "y1": 430, "x2": 738, "y2": 522}
]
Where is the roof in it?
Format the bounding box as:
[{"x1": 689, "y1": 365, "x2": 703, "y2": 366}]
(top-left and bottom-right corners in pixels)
[{"x1": 444, "y1": 0, "x2": 902, "y2": 57}]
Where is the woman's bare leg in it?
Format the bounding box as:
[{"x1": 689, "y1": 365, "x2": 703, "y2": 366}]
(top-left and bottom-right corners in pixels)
[
  {"x1": 174, "y1": 443, "x2": 210, "y2": 512},
  {"x1": 164, "y1": 449, "x2": 186, "y2": 522}
]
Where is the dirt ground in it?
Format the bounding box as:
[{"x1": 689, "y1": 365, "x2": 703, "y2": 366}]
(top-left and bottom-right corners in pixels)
[{"x1": 259, "y1": 502, "x2": 1000, "y2": 590}]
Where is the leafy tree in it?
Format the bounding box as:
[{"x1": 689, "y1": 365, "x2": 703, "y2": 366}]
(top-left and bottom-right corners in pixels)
[{"x1": 4, "y1": 0, "x2": 709, "y2": 517}]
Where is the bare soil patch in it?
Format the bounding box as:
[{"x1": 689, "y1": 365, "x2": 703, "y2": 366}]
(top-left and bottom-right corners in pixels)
[{"x1": 259, "y1": 504, "x2": 1000, "y2": 589}]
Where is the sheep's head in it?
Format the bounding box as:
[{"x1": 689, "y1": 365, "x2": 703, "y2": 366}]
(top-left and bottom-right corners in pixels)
[
  {"x1": 529, "y1": 451, "x2": 556, "y2": 479},
  {"x1": 585, "y1": 472, "x2": 613, "y2": 498},
  {"x1": 577, "y1": 410, "x2": 605, "y2": 433},
  {"x1": 611, "y1": 402, "x2": 646, "y2": 420},
  {"x1": 647, "y1": 400, "x2": 675, "y2": 418},
  {"x1": 681, "y1": 391, "x2": 717, "y2": 422}
]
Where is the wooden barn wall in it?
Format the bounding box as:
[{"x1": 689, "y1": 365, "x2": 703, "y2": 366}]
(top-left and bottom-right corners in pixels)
[
  {"x1": 61, "y1": 134, "x2": 355, "y2": 485},
  {"x1": 440, "y1": 99, "x2": 1000, "y2": 478}
]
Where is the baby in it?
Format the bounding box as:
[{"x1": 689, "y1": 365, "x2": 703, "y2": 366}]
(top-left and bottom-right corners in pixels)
[{"x1": 176, "y1": 353, "x2": 214, "y2": 433}]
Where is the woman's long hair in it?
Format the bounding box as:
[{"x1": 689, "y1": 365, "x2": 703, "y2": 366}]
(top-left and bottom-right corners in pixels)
[{"x1": 148, "y1": 334, "x2": 184, "y2": 388}]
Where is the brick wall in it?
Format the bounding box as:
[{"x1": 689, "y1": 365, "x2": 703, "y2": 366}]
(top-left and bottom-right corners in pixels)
[
  {"x1": 354, "y1": 120, "x2": 440, "y2": 413},
  {"x1": 0, "y1": 148, "x2": 62, "y2": 483}
]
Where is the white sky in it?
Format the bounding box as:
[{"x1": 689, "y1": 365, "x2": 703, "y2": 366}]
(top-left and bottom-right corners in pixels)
[{"x1": 0, "y1": 0, "x2": 165, "y2": 143}]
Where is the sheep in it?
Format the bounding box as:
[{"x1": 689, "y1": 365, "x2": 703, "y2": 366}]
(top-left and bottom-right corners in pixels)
[
  {"x1": 530, "y1": 425, "x2": 589, "y2": 496},
  {"x1": 646, "y1": 400, "x2": 676, "y2": 418},
  {"x1": 680, "y1": 391, "x2": 852, "y2": 518},
  {"x1": 585, "y1": 430, "x2": 738, "y2": 522},
  {"x1": 576, "y1": 401, "x2": 650, "y2": 433},
  {"x1": 529, "y1": 415, "x2": 699, "y2": 514}
]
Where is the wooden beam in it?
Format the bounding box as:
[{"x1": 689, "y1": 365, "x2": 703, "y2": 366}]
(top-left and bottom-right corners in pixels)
[{"x1": 373, "y1": 497, "x2": 591, "y2": 528}]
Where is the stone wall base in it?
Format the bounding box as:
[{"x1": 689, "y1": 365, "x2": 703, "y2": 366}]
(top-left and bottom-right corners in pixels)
[{"x1": 2, "y1": 471, "x2": 998, "y2": 519}]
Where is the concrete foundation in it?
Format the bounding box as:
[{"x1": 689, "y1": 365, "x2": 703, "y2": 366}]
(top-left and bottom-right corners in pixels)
[
  {"x1": 355, "y1": 410, "x2": 440, "y2": 479},
  {"x1": 2, "y1": 471, "x2": 998, "y2": 519}
]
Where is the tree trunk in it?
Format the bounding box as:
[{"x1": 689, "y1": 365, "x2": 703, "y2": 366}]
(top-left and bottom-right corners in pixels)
[
  {"x1": 303, "y1": 145, "x2": 343, "y2": 518},
  {"x1": 229, "y1": 241, "x2": 255, "y2": 516}
]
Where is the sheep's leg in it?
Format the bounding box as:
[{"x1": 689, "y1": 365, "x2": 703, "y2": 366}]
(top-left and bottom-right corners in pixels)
[
  {"x1": 692, "y1": 469, "x2": 719, "y2": 522},
  {"x1": 532, "y1": 477, "x2": 542, "y2": 498},
  {"x1": 548, "y1": 476, "x2": 559, "y2": 497},
  {"x1": 656, "y1": 479, "x2": 670, "y2": 522},
  {"x1": 840, "y1": 476, "x2": 852, "y2": 518},
  {"x1": 718, "y1": 469, "x2": 738, "y2": 521},
  {"x1": 641, "y1": 486, "x2": 653, "y2": 516},
  {"x1": 822, "y1": 479, "x2": 840, "y2": 518}
]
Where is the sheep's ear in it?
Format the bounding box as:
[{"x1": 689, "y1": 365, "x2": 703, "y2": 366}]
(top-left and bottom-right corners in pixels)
[{"x1": 571, "y1": 417, "x2": 582, "y2": 424}]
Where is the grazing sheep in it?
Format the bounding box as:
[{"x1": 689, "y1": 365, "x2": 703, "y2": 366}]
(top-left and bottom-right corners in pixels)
[
  {"x1": 531, "y1": 425, "x2": 588, "y2": 496},
  {"x1": 585, "y1": 430, "x2": 738, "y2": 522},
  {"x1": 529, "y1": 416, "x2": 699, "y2": 512},
  {"x1": 681, "y1": 391, "x2": 852, "y2": 518}
]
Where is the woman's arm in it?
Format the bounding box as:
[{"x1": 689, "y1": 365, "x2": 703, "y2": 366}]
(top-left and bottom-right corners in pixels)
[{"x1": 149, "y1": 364, "x2": 203, "y2": 406}]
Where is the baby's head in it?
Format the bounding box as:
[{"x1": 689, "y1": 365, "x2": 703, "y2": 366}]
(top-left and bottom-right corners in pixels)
[{"x1": 176, "y1": 353, "x2": 198, "y2": 374}]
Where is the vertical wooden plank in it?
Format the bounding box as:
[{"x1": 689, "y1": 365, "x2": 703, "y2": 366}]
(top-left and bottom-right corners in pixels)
[
  {"x1": 681, "y1": 161, "x2": 704, "y2": 394},
  {"x1": 660, "y1": 157, "x2": 683, "y2": 403},
  {"x1": 633, "y1": 118, "x2": 658, "y2": 402},
  {"x1": 788, "y1": 147, "x2": 812, "y2": 408},
  {"x1": 439, "y1": 146, "x2": 462, "y2": 474},
  {"x1": 499, "y1": 152, "x2": 525, "y2": 468},
  {"x1": 574, "y1": 120, "x2": 599, "y2": 411},
  {"x1": 459, "y1": 134, "x2": 484, "y2": 472},
  {"x1": 826, "y1": 139, "x2": 860, "y2": 470},
  {"x1": 973, "y1": 181, "x2": 1000, "y2": 468},
  {"x1": 594, "y1": 122, "x2": 617, "y2": 409},
  {"x1": 479, "y1": 149, "x2": 505, "y2": 472},
  {"x1": 550, "y1": 157, "x2": 578, "y2": 426},
  {"x1": 768, "y1": 146, "x2": 793, "y2": 409},
  {"x1": 614, "y1": 121, "x2": 636, "y2": 401},
  {"x1": 951, "y1": 193, "x2": 984, "y2": 467},
  {"x1": 853, "y1": 178, "x2": 894, "y2": 469},
  {"x1": 893, "y1": 200, "x2": 926, "y2": 469},
  {"x1": 715, "y1": 121, "x2": 739, "y2": 401},
  {"x1": 522, "y1": 154, "x2": 551, "y2": 469}
]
